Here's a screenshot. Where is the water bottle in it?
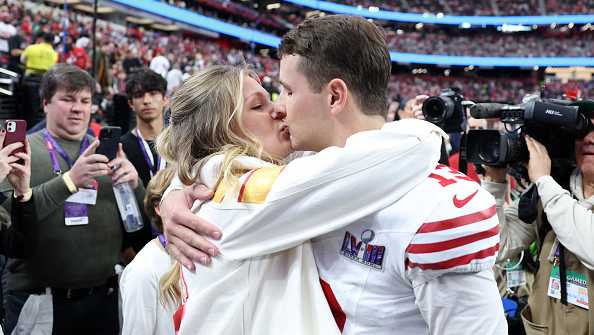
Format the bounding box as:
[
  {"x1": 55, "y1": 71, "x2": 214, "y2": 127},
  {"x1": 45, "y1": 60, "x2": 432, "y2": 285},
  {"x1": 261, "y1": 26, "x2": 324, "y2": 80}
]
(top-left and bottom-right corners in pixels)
[{"x1": 113, "y1": 182, "x2": 144, "y2": 232}]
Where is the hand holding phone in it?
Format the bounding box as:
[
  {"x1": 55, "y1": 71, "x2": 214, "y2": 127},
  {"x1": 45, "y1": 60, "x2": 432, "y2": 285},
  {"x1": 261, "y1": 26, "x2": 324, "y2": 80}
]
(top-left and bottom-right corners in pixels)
[
  {"x1": 96, "y1": 126, "x2": 122, "y2": 161},
  {"x1": 0, "y1": 120, "x2": 31, "y2": 193},
  {"x1": 3, "y1": 120, "x2": 27, "y2": 156},
  {"x1": 68, "y1": 140, "x2": 111, "y2": 189}
]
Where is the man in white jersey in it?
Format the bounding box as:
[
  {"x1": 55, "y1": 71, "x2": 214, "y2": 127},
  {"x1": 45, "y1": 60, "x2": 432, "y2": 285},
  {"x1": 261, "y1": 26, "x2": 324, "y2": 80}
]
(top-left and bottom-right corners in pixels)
[{"x1": 161, "y1": 15, "x2": 507, "y2": 334}]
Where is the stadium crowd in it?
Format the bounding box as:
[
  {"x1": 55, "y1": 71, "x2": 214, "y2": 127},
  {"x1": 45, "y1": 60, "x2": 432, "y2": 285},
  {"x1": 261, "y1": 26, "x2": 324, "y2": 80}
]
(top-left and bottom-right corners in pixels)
[
  {"x1": 178, "y1": 0, "x2": 594, "y2": 18},
  {"x1": 386, "y1": 29, "x2": 594, "y2": 57},
  {"x1": 0, "y1": 0, "x2": 538, "y2": 110},
  {"x1": 164, "y1": 0, "x2": 594, "y2": 58},
  {"x1": 2, "y1": 0, "x2": 594, "y2": 111},
  {"x1": 300, "y1": 0, "x2": 594, "y2": 15}
]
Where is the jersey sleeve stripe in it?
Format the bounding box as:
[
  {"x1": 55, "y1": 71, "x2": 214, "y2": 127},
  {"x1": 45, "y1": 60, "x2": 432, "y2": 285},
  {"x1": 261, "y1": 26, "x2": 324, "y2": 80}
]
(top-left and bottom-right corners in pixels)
[
  {"x1": 416, "y1": 205, "x2": 497, "y2": 234},
  {"x1": 412, "y1": 216, "x2": 498, "y2": 244},
  {"x1": 406, "y1": 243, "x2": 500, "y2": 270},
  {"x1": 406, "y1": 225, "x2": 499, "y2": 254}
]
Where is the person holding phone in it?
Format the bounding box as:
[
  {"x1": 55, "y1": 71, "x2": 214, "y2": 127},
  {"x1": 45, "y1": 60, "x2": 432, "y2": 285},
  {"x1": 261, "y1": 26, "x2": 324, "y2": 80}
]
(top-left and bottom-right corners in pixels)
[
  {"x1": 0, "y1": 123, "x2": 32, "y2": 335},
  {"x1": 0, "y1": 126, "x2": 32, "y2": 258},
  {"x1": 0, "y1": 127, "x2": 29, "y2": 195},
  {"x1": 0, "y1": 64, "x2": 143, "y2": 335}
]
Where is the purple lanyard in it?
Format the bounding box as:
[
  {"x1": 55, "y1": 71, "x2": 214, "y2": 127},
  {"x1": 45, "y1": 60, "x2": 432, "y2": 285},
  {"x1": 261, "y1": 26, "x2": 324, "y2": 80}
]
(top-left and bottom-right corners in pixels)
[
  {"x1": 43, "y1": 129, "x2": 90, "y2": 175},
  {"x1": 135, "y1": 129, "x2": 161, "y2": 176},
  {"x1": 158, "y1": 234, "x2": 167, "y2": 248}
]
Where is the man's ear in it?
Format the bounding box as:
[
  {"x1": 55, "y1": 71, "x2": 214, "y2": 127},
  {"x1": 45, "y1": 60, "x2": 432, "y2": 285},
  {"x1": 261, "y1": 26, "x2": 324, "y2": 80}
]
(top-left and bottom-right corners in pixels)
[
  {"x1": 42, "y1": 98, "x2": 49, "y2": 113},
  {"x1": 327, "y1": 78, "x2": 348, "y2": 117},
  {"x1": 128, "y1": 99, "x2": 133, "y2": 109}
]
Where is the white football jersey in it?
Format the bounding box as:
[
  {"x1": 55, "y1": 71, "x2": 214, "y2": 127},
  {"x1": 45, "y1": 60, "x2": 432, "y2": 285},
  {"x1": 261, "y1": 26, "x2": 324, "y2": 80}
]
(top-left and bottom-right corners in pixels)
[{"x1": 312, "y1": 164, "x2": 507, "y2": 334}]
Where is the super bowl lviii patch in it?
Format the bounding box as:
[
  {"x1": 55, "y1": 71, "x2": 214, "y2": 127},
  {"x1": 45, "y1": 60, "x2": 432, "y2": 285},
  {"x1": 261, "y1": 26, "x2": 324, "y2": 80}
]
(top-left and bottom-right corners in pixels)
[{"x1": 340, "y1": 229, "x2": 385, "y2": 270}]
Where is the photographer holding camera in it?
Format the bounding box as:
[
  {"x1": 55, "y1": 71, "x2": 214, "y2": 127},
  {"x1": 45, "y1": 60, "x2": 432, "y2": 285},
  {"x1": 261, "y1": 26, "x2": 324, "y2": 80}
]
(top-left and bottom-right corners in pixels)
[{"x1": 484, "y1": 131, "x2": 594, "y2": 334}]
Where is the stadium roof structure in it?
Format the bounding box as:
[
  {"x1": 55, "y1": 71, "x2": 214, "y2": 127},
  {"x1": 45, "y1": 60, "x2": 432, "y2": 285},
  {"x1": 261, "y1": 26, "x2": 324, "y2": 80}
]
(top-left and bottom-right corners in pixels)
[
  {"x1": 284, "y1": 0, "x2": 594, "y2": 26},
  {"x1": 109, "y1": 0, "x2": 594, "y2": 67}
]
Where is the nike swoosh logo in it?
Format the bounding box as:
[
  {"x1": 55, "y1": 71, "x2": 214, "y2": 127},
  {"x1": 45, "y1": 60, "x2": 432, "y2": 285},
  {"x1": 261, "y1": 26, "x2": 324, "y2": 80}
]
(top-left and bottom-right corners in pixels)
[{"x1": 452, "y1": 189, "x2": 479, "y2": 208}]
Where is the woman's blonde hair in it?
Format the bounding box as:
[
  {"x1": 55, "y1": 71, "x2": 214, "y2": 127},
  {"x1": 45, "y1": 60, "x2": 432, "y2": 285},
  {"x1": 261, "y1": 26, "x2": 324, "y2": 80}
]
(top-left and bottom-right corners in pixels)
[
  {"x1": 143, "y1": 167, "x2": 176, "y2": 234},
  {"x1": 157, "y1": 65, "x2": 281, "y2": 307},
  {"x1": 157, "y1": 64, "x2": 280, "y2": 188}
]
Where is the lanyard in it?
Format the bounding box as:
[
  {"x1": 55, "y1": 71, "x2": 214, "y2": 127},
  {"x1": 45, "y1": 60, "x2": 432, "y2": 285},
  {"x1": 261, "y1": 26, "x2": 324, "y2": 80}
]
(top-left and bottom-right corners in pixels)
[
  {"x1": 43, "y1": 129, "x2": 89, "y2": 175},
  {"x1": 158, "y1": 233, "x2": 167, "y2": 248},
  {"x1": 135, "y1": 128, "x2": 165, "y2": 177}
]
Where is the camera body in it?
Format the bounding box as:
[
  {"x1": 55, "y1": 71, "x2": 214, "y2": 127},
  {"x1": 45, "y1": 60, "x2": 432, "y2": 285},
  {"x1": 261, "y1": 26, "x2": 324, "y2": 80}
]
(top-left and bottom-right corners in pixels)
[
  {"x1": 466, "y1": 100, "x2": 593, "y2": 166},
  {"x1": 422, "y1": 88, "x2": 465, "y2": 133}
]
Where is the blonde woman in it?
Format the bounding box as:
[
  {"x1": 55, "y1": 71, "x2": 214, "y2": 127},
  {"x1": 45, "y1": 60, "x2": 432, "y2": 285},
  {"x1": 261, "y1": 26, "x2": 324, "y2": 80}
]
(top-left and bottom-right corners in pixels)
[
  {"x1": 157, "y1": 65, "x2": 444, "y2": 334},
  {"x1": 120, "y1": 167, "x2": 176, "y2": 335}
]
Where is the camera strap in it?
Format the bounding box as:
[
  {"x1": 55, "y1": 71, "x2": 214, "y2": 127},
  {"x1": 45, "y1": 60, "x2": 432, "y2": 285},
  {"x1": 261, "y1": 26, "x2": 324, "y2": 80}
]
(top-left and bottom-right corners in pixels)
[
  {"x1": 457, "y1": 132, "x2": 468, "y2": 174},
  {"x1": 558, "y1": 244, "x2": 568, "y2": 305},
  {"x1": 543, "y1": 213, "x2": 568, "y2": 305}
]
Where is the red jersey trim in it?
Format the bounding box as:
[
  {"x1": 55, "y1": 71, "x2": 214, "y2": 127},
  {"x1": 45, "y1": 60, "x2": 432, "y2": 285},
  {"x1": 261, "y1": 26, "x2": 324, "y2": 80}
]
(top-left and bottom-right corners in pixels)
[
  {"x1": 417, "y1": 205, "x2": 497, "y2": 234},
  {"x1": 237, "y1": 169, "x2": 257, "y2": 202},
  {"x1": 406, "y1": 244, "x2": 500, "y2": 270},
  {"x1": 320, "y1": 278, "x2": 346, "y2": 332},
  {"x1": 406, "y1": 225, "x2": 500, "y2": 254}
]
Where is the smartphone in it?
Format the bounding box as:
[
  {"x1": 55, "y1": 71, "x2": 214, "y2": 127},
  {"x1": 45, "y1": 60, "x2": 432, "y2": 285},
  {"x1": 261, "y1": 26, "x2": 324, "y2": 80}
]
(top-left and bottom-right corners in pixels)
[
  {"x1": 96, "y1": 126, "x2": 121, "y2": 161},
  {"x1": 3, "y1": 120, "x2": 27, "y2": 155}
]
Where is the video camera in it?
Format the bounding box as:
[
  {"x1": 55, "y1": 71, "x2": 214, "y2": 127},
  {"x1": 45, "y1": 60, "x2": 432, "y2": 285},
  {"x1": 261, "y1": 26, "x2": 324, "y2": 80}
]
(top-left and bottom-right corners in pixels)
[
  {"x1": 466, "y1": 99, "x2": 594, "y2": 166},
  {"x1": 422, "y1": 88, "x2": 466, "y2": 133}
]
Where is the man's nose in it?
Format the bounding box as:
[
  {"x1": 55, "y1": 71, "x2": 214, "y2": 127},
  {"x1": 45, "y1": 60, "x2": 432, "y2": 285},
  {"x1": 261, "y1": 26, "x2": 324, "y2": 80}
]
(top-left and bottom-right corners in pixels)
[
  {"x1": 71, "y1": 101, "x2": 85, "y2": 113},
  {"x1": 143, "y1": 93, "x2": 152, "y2": 104},
  {"x1": 270, "y1": 103, "x2": 286, "y2": 120}
]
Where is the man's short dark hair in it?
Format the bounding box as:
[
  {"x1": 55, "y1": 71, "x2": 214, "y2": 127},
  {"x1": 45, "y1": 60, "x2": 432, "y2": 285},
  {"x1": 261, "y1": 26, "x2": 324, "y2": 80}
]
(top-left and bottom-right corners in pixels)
[
  {"x1": 40, "y1": 64, "x2": 95, "y2": 102},
  {"x1": 42, "y1": 32, "x2": 53, "y2": 44},
  {"x1": 125, "y1": 69, "x2": 167, "y2": 100},
  {"x1": 279, "y1": 15, "x2": 391, "y2": 117}
]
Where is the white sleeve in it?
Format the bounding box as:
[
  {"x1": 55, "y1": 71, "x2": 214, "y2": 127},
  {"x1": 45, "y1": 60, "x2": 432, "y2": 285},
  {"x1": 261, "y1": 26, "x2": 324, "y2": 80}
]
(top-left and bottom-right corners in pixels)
[
  {"x1": 119, "y1": 258, "x2": 159, "y2": 335},
  {"x1": 536, "y1": 175, "x2": 594, "y2": 270},
  {"x1": 217, "y1": 120, "x2": 445, "y2": 259},
  {"x1": 161, "y1": 174, "x2": 185, "y2": 207},
  {"x1": 481, "y1": 180, "x2": 537, "y2": 263},
  {"x1": 413, "y1": 269, "x2": 508, "y2": 335}
]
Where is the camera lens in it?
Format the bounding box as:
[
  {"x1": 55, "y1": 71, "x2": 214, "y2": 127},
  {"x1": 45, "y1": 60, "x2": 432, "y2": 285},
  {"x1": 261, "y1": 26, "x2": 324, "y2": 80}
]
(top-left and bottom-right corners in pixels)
[
  {"x1": 422, "y1": 97, "x2": 445, "y2": 123},
  {"x1": 422, "y1": 96, "x2": 455, "y2": 124},
  {"x1": 466, "y1": 129, "x2": 505, "y2": 165},
  {"x1": 477, "y1": 134, "x2": 500, "y2": 164}
]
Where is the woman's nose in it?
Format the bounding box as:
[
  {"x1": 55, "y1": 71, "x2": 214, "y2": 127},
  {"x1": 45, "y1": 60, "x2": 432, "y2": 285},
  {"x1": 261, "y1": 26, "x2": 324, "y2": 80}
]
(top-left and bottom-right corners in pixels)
[{"x1": 270, "y1": 103, "x2": 287, "y2": 120}]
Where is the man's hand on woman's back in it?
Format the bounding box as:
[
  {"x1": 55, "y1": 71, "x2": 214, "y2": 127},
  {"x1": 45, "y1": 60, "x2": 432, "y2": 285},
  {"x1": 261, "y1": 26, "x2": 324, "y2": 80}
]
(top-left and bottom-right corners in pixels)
[{"x1": 161, "y1": 184, "x2": 221, "y2": 271}]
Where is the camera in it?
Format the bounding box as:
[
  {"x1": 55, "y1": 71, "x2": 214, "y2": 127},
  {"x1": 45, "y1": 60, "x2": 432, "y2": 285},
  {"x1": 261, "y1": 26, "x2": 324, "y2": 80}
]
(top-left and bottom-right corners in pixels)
[
  {"x1": 6, "y1": 121, "x2": 16, "y2": 132},
  {"x1": 466, "y1": 99, "x2": 594, "y2": 166},
  {"x1": 422, "y1": 88, "x2": 465, "y2": 133}
]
